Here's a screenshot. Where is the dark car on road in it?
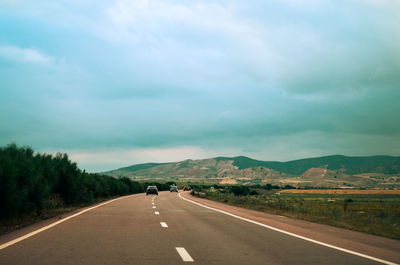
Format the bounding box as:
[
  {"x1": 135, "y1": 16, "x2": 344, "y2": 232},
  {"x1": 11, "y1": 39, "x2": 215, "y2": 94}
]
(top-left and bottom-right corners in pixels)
[
  {"x1": 170, "y1": 185, "x2": 178, "y2": 192},
  {"x1": 183, "y1": 186, "x2": 192, "y2": 191},
  {"x1": 146, "y1": 185, "x2": 158, "y2": 195}
]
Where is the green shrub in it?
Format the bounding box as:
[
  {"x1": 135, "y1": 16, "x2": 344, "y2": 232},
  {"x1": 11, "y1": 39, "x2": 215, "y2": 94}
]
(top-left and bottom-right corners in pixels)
[{"x1": 231, "y1": 186, "x2": 249, "y2": 196}]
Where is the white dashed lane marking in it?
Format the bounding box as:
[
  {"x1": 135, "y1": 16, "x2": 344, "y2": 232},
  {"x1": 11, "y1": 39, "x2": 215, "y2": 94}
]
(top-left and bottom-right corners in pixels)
[
  {"x1": 176, "y1": 247, "x2": 194, "y2": 262},
  {"x1": 160, "y1": 222, "x2": 168, "y2": 228},
  {"x1": 154, "y1": 211, "x2": 160, "y2": 215}
]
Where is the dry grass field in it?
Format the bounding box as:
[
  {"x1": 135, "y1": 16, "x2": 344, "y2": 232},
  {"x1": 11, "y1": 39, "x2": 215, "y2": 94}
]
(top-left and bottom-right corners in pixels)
[
  {"x1": 280, "y1": 189, "x2": 400, "y2": 195},
  {"x1": 220, "y1": 178, "x2": 238, "y2": 185},
  {"x1": 196, "y1": 187, "x2": 400, "y2": 239}
]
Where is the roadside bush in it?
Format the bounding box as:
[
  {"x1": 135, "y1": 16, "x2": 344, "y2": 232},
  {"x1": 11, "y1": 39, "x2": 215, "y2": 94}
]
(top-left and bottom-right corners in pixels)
[
  {"x1": 249, "y1": 190, "x2": 259, "y2": 196},
  {"x1": 231, "y1": 186, "x2": 249, "y2": 196}
]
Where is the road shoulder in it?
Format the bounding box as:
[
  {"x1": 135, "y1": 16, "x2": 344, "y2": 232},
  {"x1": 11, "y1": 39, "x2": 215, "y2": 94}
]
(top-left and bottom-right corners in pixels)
[{"x1": 0, "y1": 194, "x2": 140, "y2": 248}]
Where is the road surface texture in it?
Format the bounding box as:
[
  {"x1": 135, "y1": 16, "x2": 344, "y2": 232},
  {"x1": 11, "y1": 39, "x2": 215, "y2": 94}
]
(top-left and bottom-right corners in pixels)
[{"x1": 0, "y1": 191, "x2": 399, "y2": 265}]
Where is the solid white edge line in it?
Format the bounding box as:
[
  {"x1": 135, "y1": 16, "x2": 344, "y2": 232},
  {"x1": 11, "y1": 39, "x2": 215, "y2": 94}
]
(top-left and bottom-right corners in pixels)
[
  {"x1": 176, "y1": 247, "x2": 194, "y2": 262},
  {"x1": 160, "y1": 222, "x2": 168, "y2": 228},
  {"x1": 0, "y1": 194, "x2": 139, "y2": 251},
  {"x1": 179, "y1": 193, "x2": 398, "y2": 265}
]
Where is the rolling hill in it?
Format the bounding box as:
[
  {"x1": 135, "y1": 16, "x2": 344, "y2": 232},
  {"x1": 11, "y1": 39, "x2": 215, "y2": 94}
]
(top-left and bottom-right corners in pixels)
[{"x1": 104, "y1": 155, "x2": 400, "y2": 188}]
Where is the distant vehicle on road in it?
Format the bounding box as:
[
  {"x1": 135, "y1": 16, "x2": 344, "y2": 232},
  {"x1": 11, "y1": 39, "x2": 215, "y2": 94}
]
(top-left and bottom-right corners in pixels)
[
  {"x1": 183, "y1": 186, "x2": 192, "y2": 191},
  {"x1": 170, "y1": 185, "x2": 178, "y2": 192},
  {"x1": 146, "y1": 186, "x2": 158, "y2": 195}
]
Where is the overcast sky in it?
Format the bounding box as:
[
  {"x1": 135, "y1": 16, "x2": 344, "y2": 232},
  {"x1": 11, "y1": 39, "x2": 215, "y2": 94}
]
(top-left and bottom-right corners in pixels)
[{"x1": 1, "y1": 0, "x2": 400, "y2": 172}]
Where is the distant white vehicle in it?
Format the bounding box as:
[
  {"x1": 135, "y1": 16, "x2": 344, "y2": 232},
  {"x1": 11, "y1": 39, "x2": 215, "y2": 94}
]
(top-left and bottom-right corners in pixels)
[
  {"x1": 170, "y1": 185, "x2": 178, "y2": 192},
  {"x1": 146, "y1": 186, "x2": 158, "y2": 195}
]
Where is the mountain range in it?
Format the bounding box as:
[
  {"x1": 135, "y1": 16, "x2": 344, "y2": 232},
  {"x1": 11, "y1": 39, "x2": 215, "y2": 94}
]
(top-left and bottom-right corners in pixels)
[{"x1": 104, "y1": 155, "x2": 400, "y2": 188}]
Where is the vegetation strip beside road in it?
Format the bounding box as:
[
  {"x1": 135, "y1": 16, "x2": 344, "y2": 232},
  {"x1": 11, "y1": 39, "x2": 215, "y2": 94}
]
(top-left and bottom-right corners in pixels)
[
  {"x1": 280, "y1": 189, "x2": 400, "y2": 195},
  {"x1": 190, "y1": 185, "x2": 400, "y2": 240},
  {"x1": 0, "y1": 144, "x2": 173, "y2": 235}
]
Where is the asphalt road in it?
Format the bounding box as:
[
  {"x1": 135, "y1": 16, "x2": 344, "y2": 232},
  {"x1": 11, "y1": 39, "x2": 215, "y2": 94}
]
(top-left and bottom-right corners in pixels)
[{"x1": 0, "y1": 191, "x2": 396, "y2": 265}]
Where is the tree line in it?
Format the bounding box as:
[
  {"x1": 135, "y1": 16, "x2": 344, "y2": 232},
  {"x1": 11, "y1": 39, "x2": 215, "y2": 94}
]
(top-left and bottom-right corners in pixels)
[{"x1": 0, "y1": 143, "x2": 165, "y2": 218}]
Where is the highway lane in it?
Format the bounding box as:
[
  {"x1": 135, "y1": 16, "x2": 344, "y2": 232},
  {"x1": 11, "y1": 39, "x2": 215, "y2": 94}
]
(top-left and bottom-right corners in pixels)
[
  {"x1": 0, "y1": 191, "x2": 395, "y2": 265},
  {"x1": 157, "y1": 192, "x2": 384, "y2": 265}
]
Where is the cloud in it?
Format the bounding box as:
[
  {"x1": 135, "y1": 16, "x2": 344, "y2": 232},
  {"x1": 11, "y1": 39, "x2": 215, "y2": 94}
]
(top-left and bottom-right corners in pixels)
[
  {"x1": 276, "y1": 2, "x2": 400, "y2": 97},
  {"x1": 1, "y1": 0, "x2": 400, "y2": 171},
  {"x1": 50, "y1": 145, "x2": 241, "y2": 172},
  {"x1": 105, "y1": 0, "x2": 257, "y2": 42},
  {"x1": 100, "y1": 0, "x2": 400, "y2": 102},
  {"x1": 0, "y1": 45, "x2": 54, "y2": 64},
  {"x1": 0, "y1": 0, "x2": 21, "y2": 5}
]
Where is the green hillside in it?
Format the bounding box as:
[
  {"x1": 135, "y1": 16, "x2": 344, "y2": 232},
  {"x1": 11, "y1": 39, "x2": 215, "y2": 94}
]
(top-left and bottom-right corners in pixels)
[
  {"x1": 107, "y1": 155, "x2": 400, "y2": 176},
  {"x1": 104, "y1": 155, "x2": 400, "y2": 188},
  {"x1": 223, "y1": 155, "x2": 400, "y2": 175},
  {"x1": 118, "y1": 162, "x2": 170, "y2": 172}
]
